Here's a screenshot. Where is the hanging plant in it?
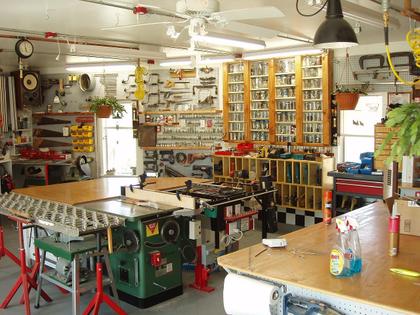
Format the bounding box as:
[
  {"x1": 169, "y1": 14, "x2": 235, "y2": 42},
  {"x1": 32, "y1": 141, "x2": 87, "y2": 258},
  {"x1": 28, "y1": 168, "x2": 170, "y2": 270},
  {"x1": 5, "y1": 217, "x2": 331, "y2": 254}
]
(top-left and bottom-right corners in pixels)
[
  {"x1": 334, "y1": 50, "x2": 367, "y2": 110},
  {"x1": 89, "y1": 96, "x2": 126, "y2": 119}
]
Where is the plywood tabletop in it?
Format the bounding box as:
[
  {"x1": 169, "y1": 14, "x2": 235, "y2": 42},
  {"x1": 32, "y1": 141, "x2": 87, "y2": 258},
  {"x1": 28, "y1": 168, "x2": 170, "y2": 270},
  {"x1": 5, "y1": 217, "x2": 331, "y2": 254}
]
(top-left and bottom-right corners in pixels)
[
  {"x1": 13, "y1": 177, "x2": 211, "y2": 205},
  {"x1": 218, "y1": 202, "x2": 420, "y2": 315}
]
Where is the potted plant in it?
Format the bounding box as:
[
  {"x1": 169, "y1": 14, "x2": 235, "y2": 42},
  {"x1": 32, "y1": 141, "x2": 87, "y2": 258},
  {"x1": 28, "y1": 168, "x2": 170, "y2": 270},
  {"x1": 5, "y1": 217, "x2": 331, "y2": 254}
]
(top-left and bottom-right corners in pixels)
[
  {"x1": 89, "y1": 96, "x2": 126, "y2": 118},
  {"x1": 375, "y1": 102, "x2": 420, "y2": 164},
  {"x1": 334, "y1": 85, "x2": 367, "y2": 110}
]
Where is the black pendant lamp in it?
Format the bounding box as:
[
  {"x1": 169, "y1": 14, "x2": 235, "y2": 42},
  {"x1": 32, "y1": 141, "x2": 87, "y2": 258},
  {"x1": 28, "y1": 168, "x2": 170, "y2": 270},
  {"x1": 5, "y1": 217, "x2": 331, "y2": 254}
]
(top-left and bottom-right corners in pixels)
[{"x1": 313, "y1": 0, "x2": 358, "y2": 49}]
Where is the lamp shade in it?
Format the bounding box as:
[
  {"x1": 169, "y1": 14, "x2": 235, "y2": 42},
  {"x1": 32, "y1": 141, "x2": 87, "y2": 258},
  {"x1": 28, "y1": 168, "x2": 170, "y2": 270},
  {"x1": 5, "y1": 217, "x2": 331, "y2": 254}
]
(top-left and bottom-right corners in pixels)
[{"x1": 313, "y1": 0, "x2": 358, "y2": 49}]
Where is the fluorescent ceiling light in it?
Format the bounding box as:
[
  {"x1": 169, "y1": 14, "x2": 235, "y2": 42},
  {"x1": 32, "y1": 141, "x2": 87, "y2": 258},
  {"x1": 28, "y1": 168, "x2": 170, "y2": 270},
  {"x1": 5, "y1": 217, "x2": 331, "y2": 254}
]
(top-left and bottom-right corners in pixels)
[
  {"x1": 159, "y1": 58, "x2": 192, "y2": 67},
  {"x1": 65, "y1": 62, "x2": 136, "y2": 73},
  {"x1": 199, "y1": 55, "x2": 236, "y2": 64},
  {"x1": 243, "y1": 48, "x2": 322, "y2": 60},
  {"x1": 192, "y1": 33, "x2": 266, "y2": 50}
]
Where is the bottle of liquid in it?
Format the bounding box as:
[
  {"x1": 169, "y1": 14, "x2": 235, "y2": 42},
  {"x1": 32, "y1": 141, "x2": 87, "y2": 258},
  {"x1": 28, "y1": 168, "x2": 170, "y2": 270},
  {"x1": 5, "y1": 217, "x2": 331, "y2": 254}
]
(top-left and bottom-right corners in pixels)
[
  {"x1": 347, "y1": 217, "x2": 362, "y2": 274},
  {"x1": 330, "y1": 219, "x2": 353, "y2": 278}
]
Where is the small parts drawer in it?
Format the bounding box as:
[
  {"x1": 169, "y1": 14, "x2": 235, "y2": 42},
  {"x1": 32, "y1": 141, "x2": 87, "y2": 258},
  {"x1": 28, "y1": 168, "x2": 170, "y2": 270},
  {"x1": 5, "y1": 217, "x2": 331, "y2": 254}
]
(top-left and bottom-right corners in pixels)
[{"x1": 336, "y1": 178, "x2": 383, "y2": 197}]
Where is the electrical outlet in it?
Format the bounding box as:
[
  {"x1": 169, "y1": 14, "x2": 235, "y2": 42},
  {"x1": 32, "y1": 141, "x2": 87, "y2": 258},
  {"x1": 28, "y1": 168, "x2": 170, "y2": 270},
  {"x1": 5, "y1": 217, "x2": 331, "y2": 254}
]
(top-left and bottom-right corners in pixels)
[{"x1": 189, "y1": 220, "x2": 201, "y2": 240}]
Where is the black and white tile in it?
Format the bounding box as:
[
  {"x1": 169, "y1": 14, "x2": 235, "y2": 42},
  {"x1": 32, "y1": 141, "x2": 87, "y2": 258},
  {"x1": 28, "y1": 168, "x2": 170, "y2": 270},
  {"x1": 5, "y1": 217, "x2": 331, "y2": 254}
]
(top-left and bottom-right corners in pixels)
[{"x1": 277, "y1": 208, "x2": 323, "y2": 227}]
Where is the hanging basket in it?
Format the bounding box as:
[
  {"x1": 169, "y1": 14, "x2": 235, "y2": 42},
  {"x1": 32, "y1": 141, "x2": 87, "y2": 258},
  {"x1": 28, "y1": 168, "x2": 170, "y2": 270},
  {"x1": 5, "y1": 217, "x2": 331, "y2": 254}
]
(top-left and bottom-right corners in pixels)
[
  {"x1": 96, "y1": 105, "x2": 112, "y2": 118},
  {"x1": 335, "y1": 92, "x2": 360, "y2": 110}
]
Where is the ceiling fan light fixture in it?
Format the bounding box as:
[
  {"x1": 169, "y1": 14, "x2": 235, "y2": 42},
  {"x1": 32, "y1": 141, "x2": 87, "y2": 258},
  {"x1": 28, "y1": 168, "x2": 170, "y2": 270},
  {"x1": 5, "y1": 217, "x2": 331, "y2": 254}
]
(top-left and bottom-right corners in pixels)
[
  {"x1": 159, "y1": 58, "x2": 192, "y2": 67},
  {"x1": 313, "y1": 0, "x2": 358, "y2": 49},
  {"x1": 192, "y1": 33, "x2": 266, "y2": 50},
  {"x1": 243, "y1": 47, "x2": 322, "y2": 60}
]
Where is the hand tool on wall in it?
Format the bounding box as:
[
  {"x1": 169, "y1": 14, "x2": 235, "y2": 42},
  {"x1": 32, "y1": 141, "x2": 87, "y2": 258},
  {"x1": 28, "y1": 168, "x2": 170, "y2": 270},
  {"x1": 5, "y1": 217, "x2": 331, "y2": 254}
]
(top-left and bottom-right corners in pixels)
[
  {"x1": 192, "y1": 165, "x2": 212, "y2": 177},
  {"x1": 35, "y1": 117, "x2": 71, "y2": 125},
  {"x1": 193, "y1": 85, "x2": 218, "y2": 95},
  {"x1": 186, "y1": 154, "x2": 210, "y2": 165},
  {"x1": 199, "y1": 67, "x2": 214, "y2": 74},
  {"x1": 144, "y1": 161, "x2": 158, "y2": 172},
  {"x1": 33, "y1": 129, "x2": 67, "y2": 137},
  {"x1": 165, "y1": 165, "x2": 186, "y2": 177},
  {"x1": 159, "y1": 150, "x2": 175, "y2": 164}
]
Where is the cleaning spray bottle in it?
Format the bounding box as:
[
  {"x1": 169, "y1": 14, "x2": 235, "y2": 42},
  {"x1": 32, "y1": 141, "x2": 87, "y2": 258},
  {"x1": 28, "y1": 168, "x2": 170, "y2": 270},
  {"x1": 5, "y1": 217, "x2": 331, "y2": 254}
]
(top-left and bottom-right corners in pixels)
[
  {"x1": 330, "y1": 218, "x2": 353, "y2": 277},
  {"x1": 347, "y1": 217, "x2": 362, "y2": 274}
]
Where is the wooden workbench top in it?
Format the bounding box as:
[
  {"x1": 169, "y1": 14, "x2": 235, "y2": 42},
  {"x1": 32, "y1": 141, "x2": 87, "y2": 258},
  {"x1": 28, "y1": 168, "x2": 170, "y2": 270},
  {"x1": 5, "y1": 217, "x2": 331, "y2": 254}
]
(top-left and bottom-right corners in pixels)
[
  {"x1": 13, "y1": 177, "x2": 211, "y2": 205},
  {"x1": 218, "y1": 202, "x2": 420, "y2": 314}
]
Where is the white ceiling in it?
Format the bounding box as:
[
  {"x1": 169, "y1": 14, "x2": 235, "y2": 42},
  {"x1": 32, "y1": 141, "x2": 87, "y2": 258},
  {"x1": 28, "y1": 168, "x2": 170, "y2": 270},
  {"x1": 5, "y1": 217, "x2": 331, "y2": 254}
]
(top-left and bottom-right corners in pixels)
[{"x1": 0, "y1": 0, "x2": 416, "y2": 68}]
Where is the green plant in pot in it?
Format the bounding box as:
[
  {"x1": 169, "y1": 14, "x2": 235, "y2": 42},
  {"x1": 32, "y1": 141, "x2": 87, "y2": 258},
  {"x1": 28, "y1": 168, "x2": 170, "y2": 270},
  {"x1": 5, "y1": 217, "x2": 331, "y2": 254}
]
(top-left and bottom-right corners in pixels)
[
  {"x1": 89, "y1": 96, "x2": 126, "y2": 119},
  {"x1": 334, "y1": 85, "x2": 367, "y2": 110},
  {"x1": 375, "y1": 102, "x2": 420, "y2": 164}
]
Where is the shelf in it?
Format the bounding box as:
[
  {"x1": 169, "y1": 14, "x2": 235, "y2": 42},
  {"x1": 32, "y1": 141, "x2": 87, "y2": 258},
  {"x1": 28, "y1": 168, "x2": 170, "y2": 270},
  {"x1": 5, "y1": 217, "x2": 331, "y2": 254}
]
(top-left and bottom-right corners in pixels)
[
  {"x1": 302, "y1": 65, "x2": 322, "y2": 68},
  {"x1": 303, "y1": 110, "x2": 323, "y2": 112},
  {"x1": 303, "y1": 76, "x2": 322, "y2": 79},
  {"x1": 276, "y1": 97, "x2": 296, "y2": 100},
  {"x1": 250, "y1": 108, "x2": 269, "y2": 111},
  {"x1": 144, "y1": 109, "x2": 222, "y2": 115},
  {"x1": 228, "y1": 101, "x2": 244, "y2": 104},
  {"x1": 275, "y1": 84, "x2": 295, "y2": 88},
  {"x1": 142, "y1": 146, "x2": 213, "y2": 150},
  {"x1": 228, "y1": 72, "x2": 244, "y2": 75},
  {"x1": 303, "y1": 88, "x2": 322, "y2": 91},
  {"x1": 142, "y1": 123, "x2": 180, "y2": 126},
  {"x1": 251, "y1": 99, "x2": 269, "y2": 102},
  {"x1": 276, "y1": 109, "x2": 296, "y2": 112},
  {"x1": 228, "y1": 91, "x2": 244, "y2": 94},
  {"x1": 276, "y1": 121, "x2": 296, "y2": 124},
  {"x1": 33, "y1": 112, "x2": 94, "y2": 116},
  {"x1": 250, "y1": 75, "x2": 269, "y2": 78},
  {"x1": 14, "y1": 142, "x2": 32, "y2": 146},
  {"x1": 250, "y1": 87, "x2": 268, "y2": 91},
  {"x1": 303, "y1": 99, "x2": 322, "y2": 102},
  {"x1": 228, "y1": 82, "x2": 244, "y2": 84},
  {"x1": 275, "y1": 72, "x2": 295, "y2": 75}
]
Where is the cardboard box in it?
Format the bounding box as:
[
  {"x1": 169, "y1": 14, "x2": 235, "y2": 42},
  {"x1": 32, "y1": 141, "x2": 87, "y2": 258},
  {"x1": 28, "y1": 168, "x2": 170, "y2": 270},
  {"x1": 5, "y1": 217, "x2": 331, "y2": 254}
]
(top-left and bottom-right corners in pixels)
[{"x1": 396, "y1": 199, "x2": 420, "y2": 236}]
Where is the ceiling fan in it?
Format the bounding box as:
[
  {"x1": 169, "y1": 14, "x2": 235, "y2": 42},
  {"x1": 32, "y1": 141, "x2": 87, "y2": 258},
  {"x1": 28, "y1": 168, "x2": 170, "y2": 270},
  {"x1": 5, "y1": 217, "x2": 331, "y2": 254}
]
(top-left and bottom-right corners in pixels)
[{"x1": 98, "y1": 0, "x2": 285, "y2": 40}]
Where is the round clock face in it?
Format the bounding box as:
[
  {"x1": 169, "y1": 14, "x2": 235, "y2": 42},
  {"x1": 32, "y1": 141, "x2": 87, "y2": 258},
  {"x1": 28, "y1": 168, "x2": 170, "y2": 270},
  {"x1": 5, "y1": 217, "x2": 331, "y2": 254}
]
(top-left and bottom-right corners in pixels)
[
  {"x1": 15, "y1": 39, "x2": 34, "y2": 59},
  {"x1": 22, "y1": 73, "x2": 38, "y2": 91}
]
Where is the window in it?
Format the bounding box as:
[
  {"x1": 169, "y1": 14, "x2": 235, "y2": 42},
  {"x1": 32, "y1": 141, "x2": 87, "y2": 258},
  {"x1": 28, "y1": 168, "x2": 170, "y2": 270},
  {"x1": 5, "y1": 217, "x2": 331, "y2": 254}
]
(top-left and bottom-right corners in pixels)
[
  {"x1": 100, "y1": 102, "x2": 136, "y2": 175},
  {"x1": 340, "y1": 94, "x2": 386, "y2": 163}
]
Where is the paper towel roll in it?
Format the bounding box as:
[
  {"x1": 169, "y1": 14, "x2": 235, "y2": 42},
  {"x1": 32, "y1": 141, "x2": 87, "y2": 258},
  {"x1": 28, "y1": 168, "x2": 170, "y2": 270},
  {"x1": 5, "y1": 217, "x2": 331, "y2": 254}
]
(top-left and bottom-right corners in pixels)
[{"x1": 223, "y1": 274, "x2": 279, "y2": 315}]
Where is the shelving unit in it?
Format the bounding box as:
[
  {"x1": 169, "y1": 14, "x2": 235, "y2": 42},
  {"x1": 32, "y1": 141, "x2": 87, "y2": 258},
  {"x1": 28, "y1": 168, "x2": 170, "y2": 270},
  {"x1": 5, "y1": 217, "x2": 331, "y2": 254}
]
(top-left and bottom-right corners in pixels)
[
  {"x1": 223, "y1": 51, "x2": 333, "y2": 146},
  {"x1": 224, "y1": 62, "x2": 247, "y2": 142},
  {"x1": 250, "y1": 60, "x2": 270, "y2": 142},
  {"x1": 213, "y1": 155, "x2": 334, "y2": 212},
  {"x1": 274, "y1": 57, "x2": 297, "y2": 144}
]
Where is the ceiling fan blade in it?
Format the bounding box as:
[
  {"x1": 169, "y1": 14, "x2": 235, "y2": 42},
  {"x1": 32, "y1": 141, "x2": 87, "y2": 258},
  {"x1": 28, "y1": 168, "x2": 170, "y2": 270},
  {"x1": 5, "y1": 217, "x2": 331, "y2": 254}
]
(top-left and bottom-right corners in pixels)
[
  {"x1": 101, "y1": 21, "x2": 175, "y2": 31},
  {"x1": 211, "y1": 6, "x2": 284, "y2": 22},
  {"x1": 223, "y1": 22, "x2": 280, "y2": 39}
]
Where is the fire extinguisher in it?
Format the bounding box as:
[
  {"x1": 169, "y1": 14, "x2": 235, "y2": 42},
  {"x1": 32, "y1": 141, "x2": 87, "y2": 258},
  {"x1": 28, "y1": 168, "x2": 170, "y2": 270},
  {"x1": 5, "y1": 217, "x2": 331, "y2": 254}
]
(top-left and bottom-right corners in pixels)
[{"x1": 323, "y1": 191, "x2": 333, "y2": 224}]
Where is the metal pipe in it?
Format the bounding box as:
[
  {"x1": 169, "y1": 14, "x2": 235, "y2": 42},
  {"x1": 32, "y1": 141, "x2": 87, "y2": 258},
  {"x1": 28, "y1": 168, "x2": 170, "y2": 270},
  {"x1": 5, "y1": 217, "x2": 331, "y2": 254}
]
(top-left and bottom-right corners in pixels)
[{"x1": 277, "y1": 34, "x2": 313, "y2": 44}]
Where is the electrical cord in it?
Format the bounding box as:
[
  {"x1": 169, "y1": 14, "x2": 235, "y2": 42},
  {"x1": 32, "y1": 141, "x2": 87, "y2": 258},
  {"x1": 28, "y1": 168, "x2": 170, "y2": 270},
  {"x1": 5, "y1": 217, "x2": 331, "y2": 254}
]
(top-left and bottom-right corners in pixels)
[
  {"x1": 296, "y1": 0, "x2": 328, "y2": 17},
  {"x1": 220, "y1": 230, "x2": 243, "y2": 247},
  {"x1": 383, "y1": 11, "x2": 418, "y2": 86}
]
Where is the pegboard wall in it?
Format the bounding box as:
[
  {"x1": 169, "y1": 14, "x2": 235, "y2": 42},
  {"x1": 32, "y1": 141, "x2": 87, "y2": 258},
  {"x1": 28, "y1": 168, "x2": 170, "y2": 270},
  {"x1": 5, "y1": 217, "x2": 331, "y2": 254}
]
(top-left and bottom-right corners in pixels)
[{"x1": 333, "y1": 52, "x2": 416, "y2": 94}]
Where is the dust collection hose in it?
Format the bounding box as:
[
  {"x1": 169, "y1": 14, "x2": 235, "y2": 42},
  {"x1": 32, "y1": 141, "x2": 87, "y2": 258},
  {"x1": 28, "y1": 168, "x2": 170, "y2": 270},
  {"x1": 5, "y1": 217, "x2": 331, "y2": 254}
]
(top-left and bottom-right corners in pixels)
[{"x1": 382, "y1": 0, "x2": 419, "y2": 86}]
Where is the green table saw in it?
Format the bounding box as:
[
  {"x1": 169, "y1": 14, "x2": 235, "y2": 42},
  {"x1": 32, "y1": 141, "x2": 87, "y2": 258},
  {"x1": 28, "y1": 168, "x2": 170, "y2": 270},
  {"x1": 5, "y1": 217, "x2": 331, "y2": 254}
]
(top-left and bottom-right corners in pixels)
[{"x1": 81, "y1": 198, "x2": 184, "y2": 308}]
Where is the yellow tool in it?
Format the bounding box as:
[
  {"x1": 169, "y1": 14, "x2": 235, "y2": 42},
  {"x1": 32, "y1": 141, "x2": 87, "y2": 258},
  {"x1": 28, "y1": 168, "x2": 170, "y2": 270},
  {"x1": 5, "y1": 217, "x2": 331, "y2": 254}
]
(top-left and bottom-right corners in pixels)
[
  {"x1": 134, "y1": 66, "x2": 147, "y2": 100},
  {"x1": 390, "y1": 268, "x2": 420, "y2": 277},
  {"x1": 107, "y1": 227, "x2": 113, "y2": 254}
]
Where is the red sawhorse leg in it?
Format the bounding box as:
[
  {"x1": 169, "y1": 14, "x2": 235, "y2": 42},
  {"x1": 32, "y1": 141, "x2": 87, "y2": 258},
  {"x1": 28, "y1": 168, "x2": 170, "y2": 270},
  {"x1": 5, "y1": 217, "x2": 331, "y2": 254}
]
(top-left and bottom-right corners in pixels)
[
  {"x1": 189, "y1": 245, "x2": 215, "y2": 293},
  {"x1": 0, "y1": 222, "x2": 52, "y2": 315},
  {"x1": 83, "y1": 262, "x2": 127, "y2": 315}
]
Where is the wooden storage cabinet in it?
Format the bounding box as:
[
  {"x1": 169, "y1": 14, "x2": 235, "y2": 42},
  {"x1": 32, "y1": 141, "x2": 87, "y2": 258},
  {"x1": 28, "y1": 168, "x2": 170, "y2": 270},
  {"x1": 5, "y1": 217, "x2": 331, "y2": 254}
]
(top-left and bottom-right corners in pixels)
[
  {"x1": 249, "y1": 60, "x2": 270, "y2": 142},
  {"x1": 374, "y1": 123, "x2": 401, "y2": 171},
  {"x1": 223, "y1": 52, "x2": 332, "y2": 146},
  {"x1": 213, "y1": 155, "x2": 333, "y2": 212},
  {"x1": 224, "y1": 62, "x2": 247, "y2": 142},
  {"x1": 275, "y1": 57, "x2": 297, "y2": 143}
]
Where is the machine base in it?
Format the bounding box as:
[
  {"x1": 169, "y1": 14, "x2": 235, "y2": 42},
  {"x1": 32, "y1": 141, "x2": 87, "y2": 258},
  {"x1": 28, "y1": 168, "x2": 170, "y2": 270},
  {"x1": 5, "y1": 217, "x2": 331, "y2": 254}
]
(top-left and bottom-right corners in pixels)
[{"x1": 117, "y1": 285, "x2": 183, "y2": 308}]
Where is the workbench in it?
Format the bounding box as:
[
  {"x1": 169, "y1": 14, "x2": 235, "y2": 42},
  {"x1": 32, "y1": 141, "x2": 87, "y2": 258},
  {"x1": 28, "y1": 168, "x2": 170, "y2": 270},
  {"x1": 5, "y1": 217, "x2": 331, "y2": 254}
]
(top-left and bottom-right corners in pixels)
[
  {"x1": 13, "y1": 177, "x2": 211, "y2": 205},
  {"x1": 328, "y1": 171, "x2": 383, "y2": 216},
  {"x1": 218, "y1": 201, "x2": 420, "y2": 315}
]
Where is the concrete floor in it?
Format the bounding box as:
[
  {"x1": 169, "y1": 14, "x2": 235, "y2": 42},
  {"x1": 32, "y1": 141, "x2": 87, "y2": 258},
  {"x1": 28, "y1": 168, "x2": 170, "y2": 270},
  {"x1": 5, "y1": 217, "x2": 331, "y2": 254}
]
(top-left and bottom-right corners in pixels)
[{"x1": 0, "y1": 220, "x2": 299, "y2": 315}]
